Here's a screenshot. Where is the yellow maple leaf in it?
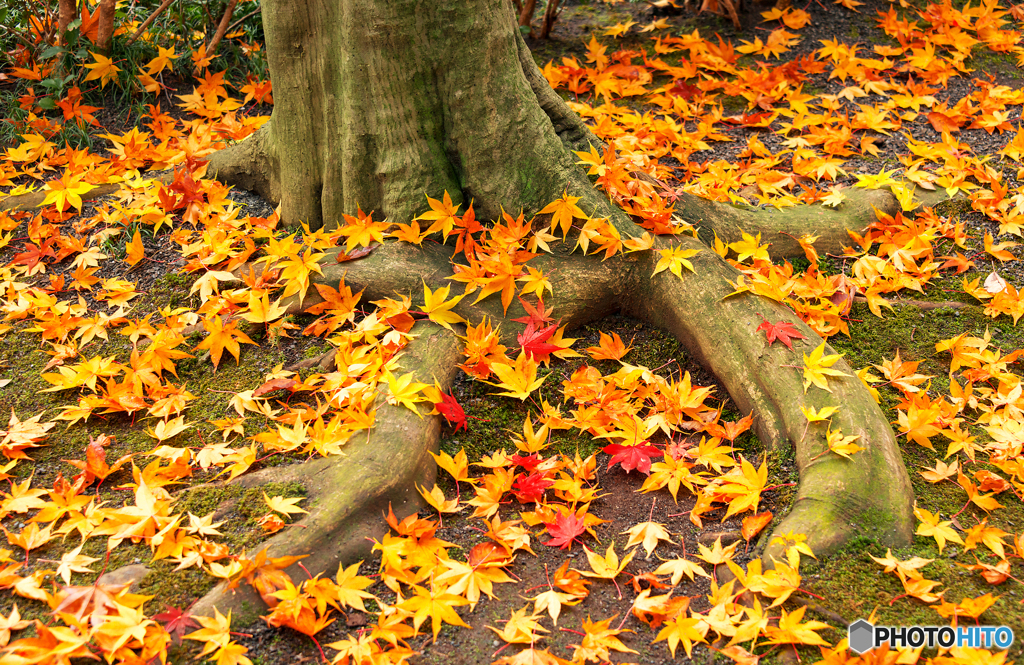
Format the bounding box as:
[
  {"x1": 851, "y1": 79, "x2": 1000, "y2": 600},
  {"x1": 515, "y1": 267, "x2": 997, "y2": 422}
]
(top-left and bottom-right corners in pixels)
[
  {"x1": 652, "y1": 246, "x2": 700, "y2": 278},
  {"x1": 263, "y1": 493, "x2": 308, "y2": 517},
  {"x1": 124, "y1": 230, "x2": 145, "y2": 267},
  {"x1": 415, "y1": 191, "x2": 461, "y2": 238},
  {"x1": 579, "y1": 542, "x2": 635, "y2": 581},
  {"x1": 146, "y1": 45, "x2": 177, "y2": 75},
  {"x1": 239, "y1": 291, "x2": 288, "y2": 324},
  {"x1": 83, "y1": 52, "x2": 121, "y2": 88},
  {"x1": 762, "y1": 606, "x2": 831, "y2": 646},
  {"x1": 604, "y1": 20, "x2": 637, "y2": 38},
  {"x1": 41, "y1": 175, "x2": 94, "y2": 213},
  {"x1": 622, "y1": 521, "x2": 673, "y2": 558},
  {"x1": 728, "y1": 232, "x2": 770, "y2": 263},
  {"x1": 821, "y1": 189, "x2": 846, "y2": 208},
  {"x1": 800, "y1": 405, "x2": 839, "y2": 422},
  {"x1": 823, "y1": 425, "x2": 864, "y2": 459},
  {"x1": 486, "y1": 352, "x2": 545, "y2": 400},
  {"x1": 146, "y1": 415, "x2": 191, "y2": 441},
  {"x1": 396, "y1": 583, "x2": 470, "y2": 641},
  {"x1": 195, "y1": 316, "x2": 256, "y2": 368},
  {"x1": 430, "y1": 448, "x2": 475, "y2": 485},
  {"x1": 420, "y1": 282, "x2": 465, "y2": 331},
  {"x1": 914, "y1": 506, "x2": 963, "y2": 553},
  {"x1": 695, "y1": 536, "x2": 740, "y2": 566},
  {"x1": 801, "y1": 342, "x2": 850, "y2": 393},
  {"x1": 853, "y1": 168, "x2": 900, "y2": 189},
  {"x1": 417, "y1": 484, "x2": 462, "y2": 514},
  {"x1": 538, "y1": 191, "x2": 588, "y2": 237},
  {"x1": 384, "y1": 371, "x2": 431, "y2": 416},
  {"x1": 655, "y1": 613, "x2": 707, "y2": 658}
]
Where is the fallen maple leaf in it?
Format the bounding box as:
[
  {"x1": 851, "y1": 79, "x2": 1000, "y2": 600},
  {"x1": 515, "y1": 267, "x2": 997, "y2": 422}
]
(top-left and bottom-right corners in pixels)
[
  {"x1": 154, "y1": 603, "x2": 199, "y2": 644},
  {"x1": 544, "y1": 510, "x2": 588, "y2": 550},
  {"x1": 518, "y1": 320, "x2": 561, "y2": 360},
  {"x1": 512, "y1": 472, "x2": 554, "y2": 504},
  {"x1": 263, "y1": 493, "x2": 308, "y2": 517},
  {"x1": 417, "y1": 484, "x2": 462, "y2": 513},
  {"x1": 756, "y1": 315, "x2": 806, "y2": 350},
  {"x1": 435, "y1": 391, "x2": 468, "y2": 431},
  {"x1": 586, "y1": 331, "x2": 631, "y2": 361},
  {"x1": 741, "y1": 511, "x2": 773, "y2": 541},
  {"x1": 603, "y1": 441, "x2": 661, "y2": 474},
  {"x1": 579, "y1": 542, "x2": 635, "y2": 581},
  {"x1": 914, "y1": 506, "x2": 964, "y2": 553},
  {"x1": 801, "y1": 342, "x2": 850, "y2": 393},
  {"x1": 622, "y1": 521, "x2": 673, "y2": 558}
]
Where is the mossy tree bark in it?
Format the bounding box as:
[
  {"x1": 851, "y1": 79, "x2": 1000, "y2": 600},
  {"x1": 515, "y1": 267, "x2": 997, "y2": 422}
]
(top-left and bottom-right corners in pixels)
[{"x1": 202, "y1": 0, "x2": 916, "y2": 619}]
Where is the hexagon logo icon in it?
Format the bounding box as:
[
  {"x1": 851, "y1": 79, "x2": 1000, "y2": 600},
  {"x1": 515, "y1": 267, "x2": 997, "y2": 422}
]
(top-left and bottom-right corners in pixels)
[{"x1": 849, "y1": 619, "x2": 875, "y2": 655}]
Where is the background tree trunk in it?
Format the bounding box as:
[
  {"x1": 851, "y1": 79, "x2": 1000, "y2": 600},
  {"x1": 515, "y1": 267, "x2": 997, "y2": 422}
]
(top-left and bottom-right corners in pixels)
[
  {"x1": 57, "y1": 0, "x2": 78, "y2": 43},
  {"x1": 95, "y1": 0, "x2": 116, "y2": 52}
]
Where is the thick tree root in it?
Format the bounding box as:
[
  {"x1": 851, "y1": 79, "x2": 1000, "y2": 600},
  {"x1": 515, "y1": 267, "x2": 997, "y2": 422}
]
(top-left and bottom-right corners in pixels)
[
  {"x1": 263, "y1": 236, "x2": 914, "y2": 576},
  {"x1": 205, "y1": 125, "x2": 278, "y2": 208},
  {"x1": 625, "y1": 236, "x2": 914, "y2": 559},
  {"x1": 192, "y1": 322, "x2": 460, "y2": 623},
  {"x1": 854, "y1": 296, "x2": 968, "y2": 310},
  {"x1": 197, "y1": 221, "x2": 915, "y2": 623}
]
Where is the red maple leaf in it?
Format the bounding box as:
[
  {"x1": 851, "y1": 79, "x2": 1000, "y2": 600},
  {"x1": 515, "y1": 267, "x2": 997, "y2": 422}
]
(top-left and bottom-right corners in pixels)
[
  {"x1": 518, "y1": 321, "x2": 561, "y2": 360},
  {"x1": 603, "y1": 442, "x2": 661, "y2": 475},
  {"x1": 722, "y1": 110, "x2": 775, "y2": 127},
  {"x1": 435, "y1": 391, "x2": 468, "y2": 432},
  {"x1": 12, "y1": 238, "x2": 56, "y2": 271},
  {"x1": 755, "y1": 315, "x2": 806, "y2": 350},
  {"x1": 544, "y1": 511, "x2": 587, "y2": 549},
  {"x1": 668, "y1": 79, "x2": 699, "y2": 100},
  {"x1": 165, "y1": 158, "x2": 208, "y2": 221},
  {"x1": 451, "y1": 201, "x2": 483, "y2": 255},
  {"x1": 510, "y1": 297, "x2": 555, "y2": 326},
  {"x1": 510, "y1": 453, "x2": 543, "y2": 472},
  {"x1": 512, "y1": 472, "x2": 553, "y2": 503},
  {"x1": 336, "y1": 244, "x2": 379, "y2": 263},
  {"x1": 167, "y1": 167, "x2": 204, "y2": 209},
  {"x1": 154, "y1": 604, "x2": 199, "y2": 644}
]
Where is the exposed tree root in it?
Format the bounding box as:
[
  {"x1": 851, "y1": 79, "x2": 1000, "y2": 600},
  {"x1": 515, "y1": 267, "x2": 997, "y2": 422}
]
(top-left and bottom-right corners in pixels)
[
  {"x1": 284, "y1": 348, "x2": 338, "y2": 372},
  {"x1": 196, "y1": 220, "x2": 915, "y2": 620},
  {"x1": 627, "y1": 236, "x2": 914, "y2": 559},
  {"x1": 192, "y1": 322, "x2": 460, "y2": 623},
  {"x1": 0, "y1": 182, "x2": 123, "y2": 212},
  {"x1": 790, "y1": 597, "x2": 851, "y2": 627}
]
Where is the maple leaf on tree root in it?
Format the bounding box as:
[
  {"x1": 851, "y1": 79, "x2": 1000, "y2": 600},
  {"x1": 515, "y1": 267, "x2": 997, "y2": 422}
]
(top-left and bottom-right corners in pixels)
[{"x1": 186, "y1": 0, "x2": 914, "y2": 621}]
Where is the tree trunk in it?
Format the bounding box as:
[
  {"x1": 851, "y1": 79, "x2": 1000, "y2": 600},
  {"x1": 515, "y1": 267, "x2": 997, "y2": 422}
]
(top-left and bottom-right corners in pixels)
[
  {"x1": 95, "y1": 0, "x2": 116, "y2": 52},
  {"x1": 519, "y1": 0, "x2": 538, "y2": 34},
  {"x1": 201, "y1": 0, "x2": 916, "y2": 620},
  {"x1": 539, "y1": 0, "x2": 561, "y2": 39},
  {"x1": 207, "y1": 0, "x2": 616, "y2": 232},
  {"x1": 58, "y1": 0, "x2": 78, "y2": 43}
]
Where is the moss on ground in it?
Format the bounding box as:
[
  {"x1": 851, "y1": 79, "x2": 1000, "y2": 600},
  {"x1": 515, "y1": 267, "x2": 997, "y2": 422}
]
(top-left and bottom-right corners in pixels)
[{"x1": 789, "y1": 280, "x2": 1024, "y2": 659}]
